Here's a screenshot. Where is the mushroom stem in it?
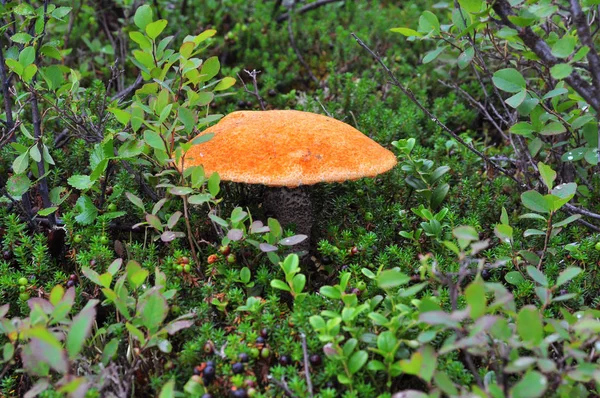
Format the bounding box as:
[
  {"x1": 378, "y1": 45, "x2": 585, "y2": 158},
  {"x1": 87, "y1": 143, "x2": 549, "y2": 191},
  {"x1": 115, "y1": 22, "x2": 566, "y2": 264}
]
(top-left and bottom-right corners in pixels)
[{"x1": 264, "y1": 186, "x2": 314, "y2": 256}]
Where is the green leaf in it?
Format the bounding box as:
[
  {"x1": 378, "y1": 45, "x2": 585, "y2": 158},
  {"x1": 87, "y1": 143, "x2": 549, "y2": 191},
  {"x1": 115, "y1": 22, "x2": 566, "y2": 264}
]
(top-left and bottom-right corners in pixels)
[
  {"x1": 51, "y1": 6, "x2": 72, "y2": 19},
  {"x1": 109, "y1": 108, "x2": 131, "y2": 125},
  {"x1": 139, "y1": 290, "x2": 168, "y2": 333},
  {"x1": 422, "y1": 46, "x2": 446, "y2": 64},
  {"x1": 390, "y1": 27, "x2": 423, "y2": 37},
  {"x1": 348, "y1": 350, "x2": 368, "y2": 374},
  {"x1": 434, "y1": 371, "x2": 459, "y2": 396},
  {"x1": 377, "y1": 270, "x2": 410, "y2": 289},
  {"x1": 67, "y1": 175, "x2": 94, "y2": 190},
  {"x1": 146, "y1": 20, "x2": 168, "y2": 40},
  {"x1": 66, "y1": 305, "x2": 96, "y2": 359},
  {"x1": 271, "y1": 279, "x2": 290, "y2": 292},
  {"x1": 144, "y1": 130, "x2": 166, "y2": 151},
  {"x1": 526, "y1": 266, "x2": 548, "y2": 287},
  {"x1": 188, "y1": 194, "x2": 211, "y2": 205},
  {"x1": 125, "y1": 192, "x2": 145, "y2": 212},
  {"x1": 38, "y1": 207, "x2": 58, "y2": 217},
  {"x1": 12, "y1": 151, "x2": 29, "y2": 174},
  {"x1": 418, "y1": 11, "x2": 440, "y2": 34},
  {"x1": 458, "y1": 0, "x2": 483, "y2": 13},
  {"x1": 551, "y1": 36, "x2": 576, "y2": 58},
  {"x1": 505, "y1": 271, "x2": 525, "y2": 285},
  {"x1": 465, "y1": 279, "x2": 486, "y2": 318},
  {"x1": 510, "y1": 371, "x2": 548, "y2": 398},
  {"x1": 134, "y1": 5, "x2": 153, "y2": 30},
  {"x1": 214, "y1": 76, "x2": 236, "y2": 91},
  {"x1": 492, "y1": 68, "x2": 527, "y2": 93},
  {"x1": 457, "y1": 47, "x2": 475, "y2": 69},
  {"x1": 550, "y1": 63, "x2": 573, "y2": 80},
  {"x1": 200, "y1": 56, "x2": 220, "y2": 81},
  {"x1": 74, "y1": 195, "x2": 98, "y2": 225},
  {"x1": 19, "y1": 47, "x2": 35, "y2": 67},
  {"x1": 101, "y1": 339, "x2": 119, "y2": 365},
  {"x1": 28, "y1": 326, "x2": 68, "y2": 374},
  {"x1": 178, "y1": 107, "x2": 196, "y2": 134},
  {"x1": 159, "y1": 380, "x2": 175, "y2": 398},
  {"x1": 556, "y1": 267, "x2": 582, "y2": 287},
  {"x1": 208, "y1": 172, "x2": 220, "y2": 197},
  {"x1": 7, "y1": 174, "x2": 31, "y2": 198},
  {"x1": 319, "y1": 285, "x2": 341, "y2": 299},
  {"x1": 505, "y1": 89, "x2": 527, "y2": 108},
  {"x1": 521, "y1": 190, "x2": 550, "y2": 213},
  {"x1": 540, "y1": 122, "x2": 566, "y2": 136},
  {"x1": 517, "y1": 306, "x2": 543, "y2": 345},
  {"x1": 553, "y1": 214, "x2": 581, "y2": 228},
  {"x1": 11, "y1": 33, "x2": 33, "y2": 44},
  {"x1": 538, "y1": 162, "x2": 556, "y2": 190},
  {"x1": 453, "y1": 225, "x2": 478, "y2": 241}
]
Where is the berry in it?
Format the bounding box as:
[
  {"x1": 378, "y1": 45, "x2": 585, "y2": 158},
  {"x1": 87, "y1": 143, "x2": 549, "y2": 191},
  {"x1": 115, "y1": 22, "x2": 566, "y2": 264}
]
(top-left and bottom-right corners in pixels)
[
  {"x1": 227, "y1": 253, "x2": 236, "y2": 264},
  {"x1": 100, "y1": 235, "x2": 109, "y2": 245},
  {"x1": 244, "y1": 380, "x2": 256, "y2": 388},
  {"x1": 364, "y1": 212, "x2": 374, "y2": 221},
  {"x1": 3, "y1": 250, "x2": 12, "y2": 260},
  {"x1": 268, "y1": 89, "x2": 277, "y2": 97},
  {"x1": 356, "y1": 281, "x2": 366, "y2": 291},
  {"x1": 595, "y1": 242, "x2": 600, "y2": 251},
  {"x1": 203, "y1": 365, "x2": 215, "y2": 379},
  {"x1": 70, "y1": 274, "x2": 77, "y2": 281},
  {"x1": 321, "y1": 256, "x2": 332, "y2": 265},
  {"x1": 247, "y1": 388, "x2": 257, "y2": 397},
  {"x1": 18, "y1": 277, "x2": 28, "y2": 286},
  {"x1": 107, "y1": 204, "x2": 117, "y2": 212},
  {"x1": 350, "y1": 246, "x2": 359, "y2": 256},
  {"x1": 19, "y1": 286, "x2": 25, "y2": 292},
  {"x1": 89, "y1": 259, "x2": 97, "y2": 267},
  {"x1": 481, "y1": 269, "x2": 491, "y2": 280},
  {"x1": 250, "y1": 347, "x2": 260, "y2": 358},
  {"x1": 73, "y1": 234, "x2": 83, "y2": 243},
  {"x1": 560, "y1": 289, "x2": 568, "y2": 296},
  {"x1": 260, "y1": 347, "x2": 270, "y2": 359},
  {"x1": 180, "y1": 256, "x2": 190, "y2": 264},
  {"x1": 309, "y1": 354, "x2": 322, "y2": 367},
  {"x1": 193, "y1": 366, "x2": 202, "y2": 376},
  {"x1": 175, "y1": 264, "x2": 184, "y2": 273},
  {"x1": 232, "y1": 362, "x2": 244, "y2": 374},
  {"x1": 219, "y1": 245, "x2": 231, "y2": 256},
  {"x1": 66, "y1": 279, "x2": 76, "y2": 288},
  {"x1": 183, "y1": 263, "x2": 191, "y2": 273},
  {"x1": 230, "y1": 388, "x2": 248, "y2": 398},
  {"x1": 19, "y1": 292, "x2": 30, "y2": 301},
  {"x1": 207, "y1": 254, "x2": 219, "y2": 264},
  {"x1": 279, "y1": 355, "x2": 291, "y2": 366},
  {"x1": 356, "y1": 189, "x2": 364, "y2": 196},
  {"x1": 204, "y1": 342, "x2": 215, "y2": 355},
  {"x1": 260, "y1": 328, "x2": 268, "y2": 339},
  {"x1": 238, "y1": 353, "x2": 249, "y2": 363},
  {"x1": 350, "y1": 287, "x2": 361, "y2": 296},
  {"x1": 256, "y1": 336, "x2": 265, "y2": 346},
  {"x1": 206, "y1": 360, "x2": 216, "y2": 368},
  {"x1": 202, "y1": 394, "x2": 213, "y2": 398}
]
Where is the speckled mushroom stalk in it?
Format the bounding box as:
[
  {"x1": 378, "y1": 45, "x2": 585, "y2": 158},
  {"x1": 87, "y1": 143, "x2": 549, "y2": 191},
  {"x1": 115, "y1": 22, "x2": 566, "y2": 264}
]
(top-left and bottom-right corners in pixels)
[{"x1": 181, "y1": 110, "x2": 398, "y2": 256}]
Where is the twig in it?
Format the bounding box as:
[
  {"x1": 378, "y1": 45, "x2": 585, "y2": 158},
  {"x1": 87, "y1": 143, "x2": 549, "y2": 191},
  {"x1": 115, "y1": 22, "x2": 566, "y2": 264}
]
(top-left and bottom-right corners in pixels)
[
  {"x1": 288, "y1": 3, "x2": 319, "y2": 84},
  {"x1": 183, "y1": 195, "x2": 203, "y2": 280},
  {"x1": 276, "y1": 0, "x2": 345, "y2": 22},
  {"x1": 268, "y1": 375, "x2": 297, "y2": 397},
  {"x1": 300, "y1": 333, "x2": 314, "y2": 397},
  {"x1": 237, "y1": 70, "x2": 267, "y2": 110},
  {"x1": 111, "y1": 74, "x2": 143, "y2": 102},
  {"x1": 351, "y1": 33, "x2": 523, "y2": 188}
]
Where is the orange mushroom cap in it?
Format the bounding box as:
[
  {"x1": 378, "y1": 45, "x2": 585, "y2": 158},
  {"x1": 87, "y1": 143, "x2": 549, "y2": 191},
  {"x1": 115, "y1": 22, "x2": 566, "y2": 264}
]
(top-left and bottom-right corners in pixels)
[{"x1": 181, "y1": 110, "x2": 397, "y2": 187}]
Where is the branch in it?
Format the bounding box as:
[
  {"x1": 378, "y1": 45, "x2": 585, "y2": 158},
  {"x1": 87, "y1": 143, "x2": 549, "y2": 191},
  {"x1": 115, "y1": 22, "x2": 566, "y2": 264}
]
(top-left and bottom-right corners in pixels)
[
  {"x1": 237, "y1": 69, "x2": 267, "y2": 110},
  {"x1": 351, "y1": 33, "x2": 523, "y2": 187},
  {"x1": 300, "y1": 334, "x2": 314, "y2": 397},
  {"x1": 569, "y1": 0, "x2": 600, "y2": 97},
  {"x1": 489, "y1": 0, "x2": 600, "y2": 113},
  {"x1": 276, "y1": 0, "x2": 344, "y2": 22}
]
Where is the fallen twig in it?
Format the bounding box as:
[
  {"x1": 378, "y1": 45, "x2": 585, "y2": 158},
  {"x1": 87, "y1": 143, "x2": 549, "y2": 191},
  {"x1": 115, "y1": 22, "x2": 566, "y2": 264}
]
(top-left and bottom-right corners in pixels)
[{"x1": 300, "y1": 333, "x2": 314, "y2": 397}]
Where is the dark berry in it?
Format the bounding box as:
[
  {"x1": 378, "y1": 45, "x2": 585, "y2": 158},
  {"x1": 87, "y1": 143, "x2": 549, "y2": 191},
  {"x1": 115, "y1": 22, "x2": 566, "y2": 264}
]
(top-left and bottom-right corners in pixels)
[
  {"x1": 238, "y1": 353, "x2": 249, "y2": 363},
  {"x1": 260, "y1": 328, "x2": 268, "y2": 339},
  {"x1": 350, "y1": 287, "x2": 361, "y2": 296},
  {"x1": 3, "y1": 250, "x2": 12, "y2": 260},
  {"x1": 350, "y1": 246, "x2": 359, "y2": 255},
  {"x1": 321, "y1": 256, "x2": 332, "y2": 265},
  {"x1": 309, "y1": 354, "x2": 322, "y2": 367},
  {"x1": 279, "y1": 355, "x2": 291, "y2": 366},
  {"x1": 206, "y1": 360, "x2": 215, "y2": 368},
  {"x1": 180, "y1": 256, "x2": 190, "y2": 264},
  {"x1": 66, "y1": 279, "x2": 76, "y2": 288},
  {"x1": 237, "y1": 100, "x2": 246, "y2": 108},
  {"x1": 256, "y1": 336, "x2": 265, "y2": 346},
  {"x1": 69, "y1": 274, "x2": 77, "y2": 281},
  {"x1": 268, "y1": 89, "x2": 277, "y2": 97},
  {"x1": 560, "y1": 289, "x2": 568, "y2": 296},
  {"x1": 89, "y1": 259, "x2": 96, "y2": 267},
  {"x1": 204, "y1": 342, "x2": 215, "y2": 354},
  {"x1": 230, "y1": 388, "x2": 248, "y2": 398},
  {"x1": 232, "y1": 362, "x2": 244, "y2": 374},
  {"x1": 193, "y1": 366, "x2": 202, "y2": 376},
  {"x1": 244, "y1": 379, "x2": 256, "y2": 388},
  {"x1": 203, "y1": 366, "x2": 215, "y2": 379},
  {"x1": 481, "y1": 269, "x2": 491, "y2": 280}
]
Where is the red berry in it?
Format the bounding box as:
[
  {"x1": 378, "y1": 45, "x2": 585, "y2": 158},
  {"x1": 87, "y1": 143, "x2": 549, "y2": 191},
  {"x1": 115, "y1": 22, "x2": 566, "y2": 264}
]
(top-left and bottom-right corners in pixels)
[
  {"x1": 208, "y1": 254, "x2": 219, "y2": 264},
  {"x1": 219, "y1": 245, "x2": 231, "y2": 256}
]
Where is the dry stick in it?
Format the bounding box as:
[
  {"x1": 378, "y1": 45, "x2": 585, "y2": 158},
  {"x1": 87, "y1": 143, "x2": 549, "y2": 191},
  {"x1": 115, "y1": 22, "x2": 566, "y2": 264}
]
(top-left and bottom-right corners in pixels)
[
  {"x1": 268, "y1": 376, "x2": 297, "y2": 397},
  {"x1": 276, "y1": 0, "x2": 344, "y2": 22},
  {"x1": 111, "y1": 74, "x2": 143, "y2": 102},
  {"x1": 300, "y1": 333, "x2": 314, "y2": 397},
  {"x1": 350, "y1": 33, "x2": 522, "y2": 187},
  {"x1": 288, "y1": 4, "x2": 319, "y2": 84},
  {"x1": 237, "y1": 69, "x2": 267, "y2": 110}
]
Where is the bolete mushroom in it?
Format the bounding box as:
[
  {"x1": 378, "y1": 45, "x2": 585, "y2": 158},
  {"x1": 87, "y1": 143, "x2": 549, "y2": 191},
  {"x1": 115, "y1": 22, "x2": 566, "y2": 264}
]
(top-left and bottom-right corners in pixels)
[{"x1": 182, "y1": 110, "x2": 397, "y2": 255}]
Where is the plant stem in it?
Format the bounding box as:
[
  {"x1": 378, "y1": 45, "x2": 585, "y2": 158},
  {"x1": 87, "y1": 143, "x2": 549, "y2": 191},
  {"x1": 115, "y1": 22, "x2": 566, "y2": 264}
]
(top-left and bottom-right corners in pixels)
[{"x1": 183, "y1": 195, "x2": 202, "y2": 279}]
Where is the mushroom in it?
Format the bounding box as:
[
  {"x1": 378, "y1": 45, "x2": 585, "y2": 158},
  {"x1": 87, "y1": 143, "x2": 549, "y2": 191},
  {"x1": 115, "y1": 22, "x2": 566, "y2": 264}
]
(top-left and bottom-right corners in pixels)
[{"x1": 182, "y1": 110, "x2": 397, "y2": 255}]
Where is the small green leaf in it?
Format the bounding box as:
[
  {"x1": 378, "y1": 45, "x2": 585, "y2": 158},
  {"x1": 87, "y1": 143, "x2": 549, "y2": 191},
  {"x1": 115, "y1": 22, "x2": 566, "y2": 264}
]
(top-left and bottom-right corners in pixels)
[
  {"x1": 551, "y1": 36, "x2": 576, "y2": 58},
  {"x1": 521, "y1": 190, "x2": 550, "y2": 213},
  {"x1": 67, "y1": 175, "x2": 94, "y2": 190},
  {"x1": 539, "y1": 122, "x2": 566, "y2": 136},
  {"x1": 390, "y1": 27, "x2": 423, "y2": 37},
  {"x1": 538, "y1": 162, "x2": 556, "y2": 190},
  {"x1": 214, "y1": 76, "x2": 236, "y2": 91},
  {"x1": 510, "y1": 371, "x2": 548, "y2": 398},
  {"x1": 74, "y1": 195, "x2": 98, "y2": 225},
  {"x1": 12, "y1": 151, "x2": 29, "y2": 174},
  {"x1": 492, "y1": 68, "x2": 527, "y2": 93},
  {"x1": 271, "y1": 279, "x2": 290, "y2": 292},
  {"x1": 348, "y1": 350, "x2": 368, "y2": 374},
  {"x1": 526, "y1": 266, "x2": 548, "y2": 287},
  {"x1": 458, "y1": 0, "x2": 483, "y2": 13},
  {"x1": 465, "y1": 279, "x2": 486, "y2": 318},
  {"x1": 11, "y1": 33, "x2": 33, "y2": 44},
  {"x1": 422, "y1": 46, "x2": 445, "y2": 64},
  {"x1": 144, "y1": 130, "x2": 166, "y2": 151},
  {"x1": 418, "y1": 11, "x2": 440, "y2": 34},
  {"x1": 139, "y1": 290, "x2": 168, "y2": 333},
  {"x1": 200, "y1": 56, "x2": 220, "y2": 82},
  {"x1": 134, "y1": 5, "x2": 153, "y2": 30},
  {"x1": 550, "y1": 63, "x2": 573, "y2": 80},
  {"x1": 125, "y1": 192, "x2": 145, "y2": 212},
  {"x1": 517, "y1": 306, "x2": 543, "y2": 345},
  {"x1": 377, "y1": 270, "x2": 410, "y2": 289},
  {"x1": 505, "y1": 89, "x2": 527, "y2": 108},
  {"x1": 505, "y1": 271, "x2": 525, "y2": 285},
  {"x1": 208, "y1": 172, "x2": 220, "y2": 197},
  {"x1": 66, "y1": 305, "x2": 96, "y2": 359}
]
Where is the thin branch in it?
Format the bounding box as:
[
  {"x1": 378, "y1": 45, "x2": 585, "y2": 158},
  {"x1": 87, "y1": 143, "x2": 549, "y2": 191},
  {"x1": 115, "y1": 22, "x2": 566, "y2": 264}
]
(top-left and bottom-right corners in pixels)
[
  {"x1": 268, "y1": 375, "x2": 297, "y2": 397},
  {"x1": 569, "y1": 0, "x2": 600, "y2": 97},
  {"x1": 351, "y1": 33, "x2": 523, "y2": 187},
  {"x1": 111, "y1": 74, "x2": 143, "y2": 102},
  {"x1": 277, "y1": 0, "x2": 344, "y2": 22},
  {"x1": 300, "y1": 334, "x2": 314, "y2": 397},
  {"x1": 237, "y1": 69, "x2": 267, "y2": 110},
  {"x1": 288, "y1": 3, "x2": 319, "y2": 84}
]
